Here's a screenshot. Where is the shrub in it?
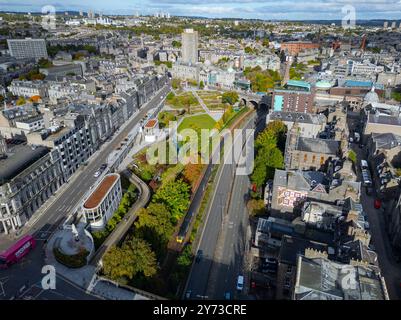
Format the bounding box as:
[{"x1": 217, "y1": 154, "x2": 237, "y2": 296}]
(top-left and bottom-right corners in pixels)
[{"x1": 53, "y1": 247, "x2": 89, "y2": 268}]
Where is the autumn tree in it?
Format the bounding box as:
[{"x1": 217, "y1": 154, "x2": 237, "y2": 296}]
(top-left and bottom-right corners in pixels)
[
  {"x1": 183, "y1": 163, "x2": 204, "y2": 191},
  {"x1": 221, "y1": 91, "x2": 239, "y2": 105},
  {"x1": 135, "y1": 203, "x2": 175, "y2": 257},
  {"x1": 152, "y1": 179, "x2": 190, "y2": 224},
  {"x1": 102, "y1": 236, "x2": 157, "y2": 281}
]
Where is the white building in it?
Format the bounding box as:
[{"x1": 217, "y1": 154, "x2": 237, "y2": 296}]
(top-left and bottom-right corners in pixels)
[
  {"x1": 172, "y1": 62, "x2": 200, "y2": 82},
  {"x1": 82, "y1": 173, "x2": 122, "y2": 230},
  {"x1": 181, "y1": 29, "x2": 198, "y2": 64},
  {"x1": 7, "y1": 38, "x2": 48, "y2": 60},
  {"x1": 8, "y1": 80, "x2": 48, "y2": 98},
  {"x1": 15, "y1": 116, "x2": 44, "y2": 133}
]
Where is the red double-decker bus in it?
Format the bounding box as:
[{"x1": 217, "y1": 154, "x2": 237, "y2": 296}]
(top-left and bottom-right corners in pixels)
[{"x1": 0, "y1": 235, "x2": 36, "y2": 269}]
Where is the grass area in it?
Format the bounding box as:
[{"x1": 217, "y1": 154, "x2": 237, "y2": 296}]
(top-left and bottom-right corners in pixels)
[
  {"x1": 196, "y1": 90, "x2": 229, "y2": 111},
  {"x1": 178, "y1": 114, "x2": 216, "y2": 132},
  {"x1": 165, "y1": 91, "x2": 202, "y2": 114}
]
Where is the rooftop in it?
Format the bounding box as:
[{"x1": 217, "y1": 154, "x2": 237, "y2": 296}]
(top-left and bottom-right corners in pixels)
[
  {"x1": 0, "y1": 144, "x2": 49, "y2": 185},
  {"x1": 144, "y1": 119, "x2": 158, "y2": 128},
  {"x1": 83, "y1": 174, "x2": 119, "y2": 210},
  {"x1": 297, "y1": 137, "x2": 340, "y2": 155}
]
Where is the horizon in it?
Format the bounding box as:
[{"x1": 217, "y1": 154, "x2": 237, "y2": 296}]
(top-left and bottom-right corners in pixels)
[
  {"x1": 1, "y1": 0, "x2": 401, "y2": 20},
  {"x1": 2, "y1": 10, "x2": 401, "y2": 22}
]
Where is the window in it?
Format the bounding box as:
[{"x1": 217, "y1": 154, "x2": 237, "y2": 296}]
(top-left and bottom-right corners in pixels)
[
  {"x1": 320, "y1": 156, "x2": 325, "y2": 165},
  {"x1": 304, "y1": 154, "x2": 308, "y2": 162},
  {"x1": 312, "y1": 155, "x2": 316, "y2": 163}
]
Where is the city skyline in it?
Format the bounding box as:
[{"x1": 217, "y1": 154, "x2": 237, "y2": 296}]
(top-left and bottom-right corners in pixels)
[{"x1": 1, "y1": 0, "x2": 401, "y2": 20}]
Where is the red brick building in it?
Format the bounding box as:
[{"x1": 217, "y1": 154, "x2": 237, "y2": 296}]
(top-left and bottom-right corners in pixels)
[{"x1": 281, "y1": 42, "x2": 320, "y2": 56}]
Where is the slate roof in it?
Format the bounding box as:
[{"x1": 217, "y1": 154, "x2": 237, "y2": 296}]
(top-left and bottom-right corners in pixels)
[{"x1": 297, "y1": 137, "x2": 340, "y2": 155}]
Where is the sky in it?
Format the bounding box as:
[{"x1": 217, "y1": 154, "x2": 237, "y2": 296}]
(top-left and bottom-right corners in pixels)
[{"x1": 1, "y1": 0, "x2": 401, "y2": 20}]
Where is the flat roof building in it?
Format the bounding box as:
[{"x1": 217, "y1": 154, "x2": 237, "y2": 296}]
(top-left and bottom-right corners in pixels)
[
  {"x1": 7, "y1": 38, "x2": 48, "y2": 60},
  {"x1": 82, "y1": 173, "x2": 122, "y2": 230}
]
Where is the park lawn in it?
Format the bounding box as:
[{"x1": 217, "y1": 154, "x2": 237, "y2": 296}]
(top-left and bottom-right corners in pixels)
[{"x1": 178, "y1": 113, "x2": 216, "y2": 132}]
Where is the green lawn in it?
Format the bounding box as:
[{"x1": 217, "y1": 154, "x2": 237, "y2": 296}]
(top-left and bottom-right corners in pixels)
[{"x1": 178, "y1": 114, "x2": 216, "y2": 132}]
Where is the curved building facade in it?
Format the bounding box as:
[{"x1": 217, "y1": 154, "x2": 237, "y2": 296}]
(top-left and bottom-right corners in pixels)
[{"x1": 82, "y1": 173, "x2": 122, "y2": 230}]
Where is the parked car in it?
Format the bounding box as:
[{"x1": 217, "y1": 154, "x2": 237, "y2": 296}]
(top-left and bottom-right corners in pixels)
[
  {"x1": 185, "y1": 290, "x2": 192, "y2": 299},
  {"x1": 374, "y1": 199, "x2": 382, "y2": 209},
  {"x1": 195, "y1": 250, "x2": 203, "y2": 263},
  {"x1": 93, "y1": 170, "x2": 101, "y2": 178},
  {"x1": 100, "y1": 164, "x2": 107, "y2": 171},
  {"x1": 236, "y1": 275, "x2": 244, "y2": 292},
  {"x1": 263, "y1": 257, "x2": 278, "y2": 265},
  {"x1": 224, "y1": 291, "x2": 232, "y2": 300}
]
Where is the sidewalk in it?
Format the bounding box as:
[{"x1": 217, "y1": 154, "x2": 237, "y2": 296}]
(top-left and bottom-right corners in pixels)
[{"x1": 44, "y1": 227, "x2": 149, "y2": 300}]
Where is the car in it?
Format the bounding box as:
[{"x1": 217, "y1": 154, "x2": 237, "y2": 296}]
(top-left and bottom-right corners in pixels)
[
  {"x1": 374, "y1": 199, "x2": 382, "y2": 209},
  {"x1": 185, "y1": 290, "x2": 192, "y2": 299},
  {"x1": 100, "y1": 164, "x2": 107, "y2": 171},
  {"x1": 263, "y1": 257, "x2": 277, "y2": 265},
  {"x1": 261, "y1": 266, "x2": 277, "y2": 274},
  {"x1": 224, "y1": 292, "x2": 232, "y2": 300},
  {"x1": 93, "y1": 171, "x2": 101, "y2": 178},
  {"x1": 195, "y1": 250, "x2": 203, "y2": 263},
  {"x1": 236, "y1": 275, "x2": 244, "y2": 292}
]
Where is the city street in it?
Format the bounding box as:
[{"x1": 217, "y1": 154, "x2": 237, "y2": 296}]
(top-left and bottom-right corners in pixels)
[
  {"x1": 0, "y1": 84, "x2": 171, "y2": 300},
  {"x1": 185, "y1": 108, "x2": 266, "y2": 300},
  {"x1": 352, "y1": 142, "x2": 401, "y2": 300}
]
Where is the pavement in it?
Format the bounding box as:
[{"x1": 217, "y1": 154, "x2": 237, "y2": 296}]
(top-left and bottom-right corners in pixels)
[
  {"x1": 184, "y1": 108, "x2": 266, "y2": 300},
  {"x1": 0, "y1": 84, "x2": 171, "y2": 300}
]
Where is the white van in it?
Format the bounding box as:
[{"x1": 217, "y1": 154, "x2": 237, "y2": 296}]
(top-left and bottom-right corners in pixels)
[
  {"x1": 236, "y1": 275, "x2": 244, "y2": 292},
  {"x1": 360, "y1": 160, "x2": 369, "y2": 170}
]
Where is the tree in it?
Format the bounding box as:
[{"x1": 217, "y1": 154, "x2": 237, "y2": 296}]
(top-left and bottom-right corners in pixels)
[
  {"x1": 183, "y1": 163, "x2": 204, "y2": 191},
  {"x1": 171, "y1": 79, "x2": 181, "y2": 89},
  {"x1": 247, "y1": 199, "x2": 266, "y2": 216},
  {"x1": 199, "y1": 80, "x2": 204, "y2": 89},
  {"x1": 152, "y1": 179, "x2": 190, "y2": 224},
  {"x1": 262, "y1": 39, "x2": 270, "y2": 47},
  {"x1": 135, "y1": 203, "x2": 175, "y2": 257},
  {"x1": 37, "y1": 58, "x2": 53, "y2": 68},
  {"x1": 244, "y1": 46, "x2": 254, "y2": 54},
  {"x1": 16, "y1": 96, "x2": 26, "y2": 106},
  {"x1": 221, "y1": 91, "x2": 239, "y2": 105},
  {"x1": 172, "y1": 40, "x2": 182, "y2": 48},
  {"x1": 102, "y1": 236, "x2": 158, "y2": 281},
  {"x1": 348, "y1": 150, "x2": 357, "y2": 164}
]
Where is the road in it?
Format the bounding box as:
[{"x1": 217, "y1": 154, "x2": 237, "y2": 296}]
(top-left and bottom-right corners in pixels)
[
  {"x1": 185, "y1": 109, "x2": 265, "y2": 300},
  {"x1": 0, "y1": 84, "x2": 171, "y2": 300}
]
